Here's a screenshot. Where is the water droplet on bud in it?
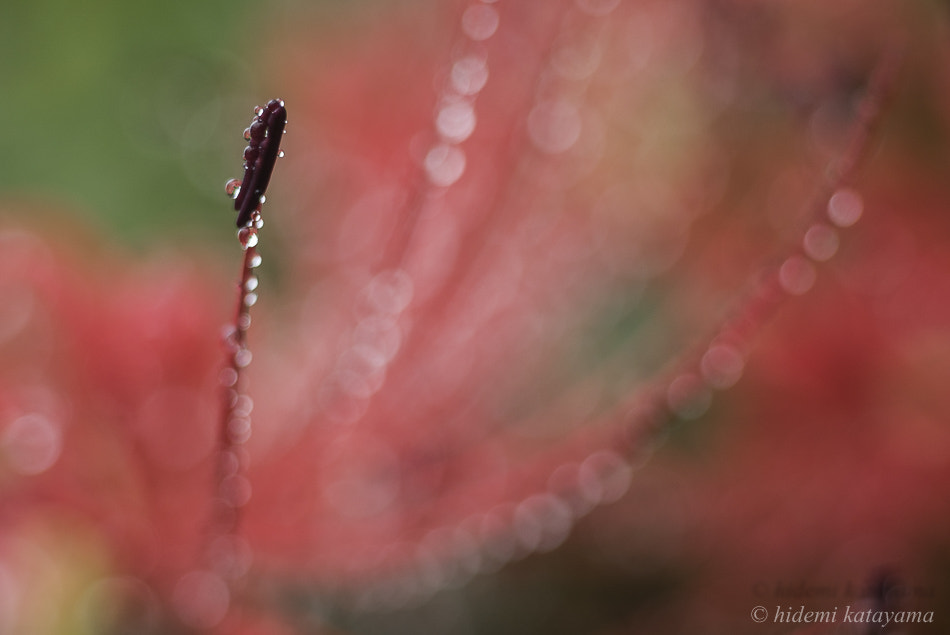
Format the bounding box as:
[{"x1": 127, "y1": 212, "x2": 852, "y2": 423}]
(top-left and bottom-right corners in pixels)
[
  {"x1": 245, "y1": 276, "x2": 259, "y2": 292},
  {"x1": 249, "y1": 254, "x2": 262, "y2": 268},
  {"x1": 224, "y1": 179, "x2": 242, "y2": 199},
  {"x1": 248, "y1": 121, "x2": 266, "y2": 142},
  {"x1": 277, "y1": 150, "x2": 285, "y2": 158},
  {"x1": 243, "y1": 128, "x2": 252, "y2": 141}
]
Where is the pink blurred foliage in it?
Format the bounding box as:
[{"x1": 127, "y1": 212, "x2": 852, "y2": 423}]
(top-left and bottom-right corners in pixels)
[
  {"x1": 3, "y1": 0, "x2": 950, "y2": 633},
  {"x1": 0, "y1": 213, "x2": 226, "y2": 629}
]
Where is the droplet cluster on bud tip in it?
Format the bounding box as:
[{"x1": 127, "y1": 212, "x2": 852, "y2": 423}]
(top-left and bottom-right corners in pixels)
[{"x1": 230, "y1": 98, "x2": 287, "y2": 229}]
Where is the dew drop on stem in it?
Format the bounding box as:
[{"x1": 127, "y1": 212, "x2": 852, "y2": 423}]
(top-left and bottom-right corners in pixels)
[
  {"x1": 234, "y1": 349, "x2": 253, "y2": 368},
  {"x1": 237, "y1": 227, "x2": 258, "y2": 250},
  {"x1": 219, "y1": 367, "x2": 239, "y2": 388}
]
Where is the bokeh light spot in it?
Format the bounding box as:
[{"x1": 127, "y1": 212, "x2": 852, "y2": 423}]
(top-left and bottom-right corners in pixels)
[
  {"x1": 779, "y1": 255, "x2": 817, "y2": 295},
  {"x1": 172, "y1": 570, "x2": 230, "y2": 630},
  {"x1": 2, "y1": 413, "x2": 62, "y2": 476},
  {"x1": 461, "y1": 4, "x2": 500, "y2": 41},
  {"x1": 827, "y1": 188, "x2": 863, "y2": 227}
]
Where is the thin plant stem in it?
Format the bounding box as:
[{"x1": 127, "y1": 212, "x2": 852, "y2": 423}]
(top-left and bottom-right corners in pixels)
[
  {"x1": 214, "y1": 242, "x2": 258, "y2": 537},
  {"x1": 205, "y1": 99, "x2": 285, "y2": 584}
]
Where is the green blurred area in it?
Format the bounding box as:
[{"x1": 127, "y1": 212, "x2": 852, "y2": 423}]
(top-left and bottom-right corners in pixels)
[{"x1": 0, "y1": 0, "x2": 295, "y2": 250}]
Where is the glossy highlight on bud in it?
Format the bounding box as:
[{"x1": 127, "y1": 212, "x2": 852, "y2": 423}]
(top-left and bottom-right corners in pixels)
[{"x1": 234, "y1": 99, "x2": 287, "y2": 227}]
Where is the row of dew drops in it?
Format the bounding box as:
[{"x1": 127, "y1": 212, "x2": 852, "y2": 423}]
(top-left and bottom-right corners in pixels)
[
  {"x1": 346, "y1": 183, "x2": 867, "y2": 613},
  {"x1": 169, "y1": 104, "x2": 294, "y2": 631}
]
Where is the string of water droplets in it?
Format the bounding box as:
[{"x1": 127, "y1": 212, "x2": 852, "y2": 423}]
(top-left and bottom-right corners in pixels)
[
  {"x1": 286, "y1": 0, "x2": 715, "y2": 600},
  {"x1": 316, "y1": 0, "x2": 642, "y2": 431},
  {"x1": 216, "y1": 97, "x2": 285, "y2": 556},
  {"x1": 321, "y1": 0, "x2": 684, "y2": 519},
  {"x1": 325, "y1": 44, "x2": 902, "y2": 613},
  {"x1": 314, "y1": 0, "x2": 510, "y2": 426}
]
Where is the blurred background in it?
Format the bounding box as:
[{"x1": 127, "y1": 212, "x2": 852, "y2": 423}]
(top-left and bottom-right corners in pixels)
[
  {"x1": 2, "y1": 0, "x2": 950, "y2": 633},
  {"x1": 0, "y1": 0, "x2": 299, "y2": 247}
]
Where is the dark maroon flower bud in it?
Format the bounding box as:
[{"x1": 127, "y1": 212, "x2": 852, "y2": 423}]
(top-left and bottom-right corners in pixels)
[{"x1": 233, "y1": 99, "x2": 287, "y2": 227}]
